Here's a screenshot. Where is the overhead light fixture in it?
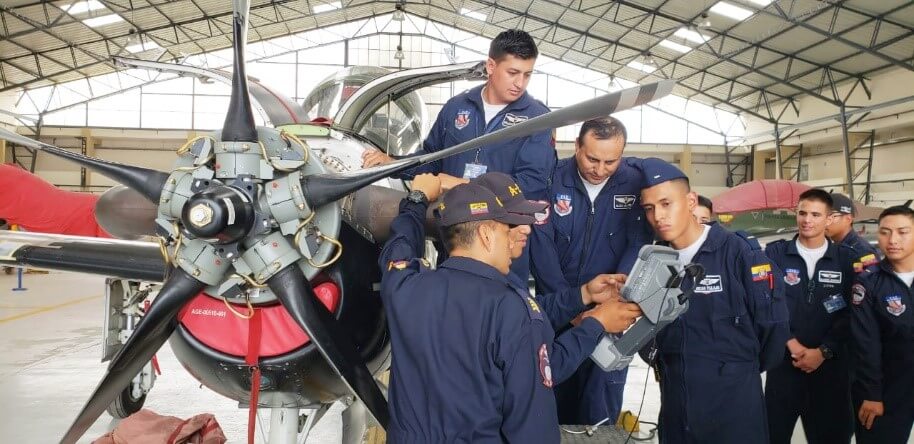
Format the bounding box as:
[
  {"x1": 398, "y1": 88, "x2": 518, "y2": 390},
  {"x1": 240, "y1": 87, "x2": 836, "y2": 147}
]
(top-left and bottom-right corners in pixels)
[
  {"x1": 674, "y1": 27, "x2": 710, "y2": 44},
  {"x1": 697, "y1": 13, "x2": 712, "y2": 29},
  {"x1": 744, "y1": 0, "x2": 773, "y2": 6},
  {"x1": 658, "y1": 39, "x2": 692, "y2": 53},
  {"x1": 82, "y1": 13, "x2": 124, "y2": 27},
  {"x1": 392, "y1": 3, "x2": 405, "y2": 21},
  {"x1": 710, "y1": 1, "x2": 754, "y2": 21},
  {"x1": 460, "y1": 8, "x2": 487, "y2": 21},
  {"x1": 313, "y1": 1, "x2": 341, "y2": 14},
  {"x1": 59, "y1": 0, "x2": 106, "y2": 15},
  {"x1": 394, "y1": 45, "x2": 405, "y2": 60},
  {"x1": 627, "y1": 59, "x2": 656, "y2": 74},
  {"x1": 125, "y1": 39, "x2": 162, "y2": 54},
  {"x1": 642, "y1": 52, "x2": 657, "y2": 68}
]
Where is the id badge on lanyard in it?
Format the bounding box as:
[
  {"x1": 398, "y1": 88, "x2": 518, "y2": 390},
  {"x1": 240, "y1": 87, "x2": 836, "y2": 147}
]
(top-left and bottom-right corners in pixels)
[{"x1": 462, "y1": 149, "x2": 488, "y2": 179}]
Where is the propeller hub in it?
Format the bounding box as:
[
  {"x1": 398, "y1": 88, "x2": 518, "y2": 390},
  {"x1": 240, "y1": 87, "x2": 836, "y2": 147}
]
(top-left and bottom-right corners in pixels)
[
  {"x1": 181, "y1": 185, "x2": 255, "y2": 244},
  {"x1": 188, "y1": 204, "x2": 214, "y2": 227}
]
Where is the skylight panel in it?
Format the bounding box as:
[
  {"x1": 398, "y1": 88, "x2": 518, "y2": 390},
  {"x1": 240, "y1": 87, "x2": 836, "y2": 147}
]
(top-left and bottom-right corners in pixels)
[
  {"x1": 460, "y1": 8, "x2": 487, "y2": 21},
  {"x1": 710, "y1": 1, "x2": 754, "y2": 21}
]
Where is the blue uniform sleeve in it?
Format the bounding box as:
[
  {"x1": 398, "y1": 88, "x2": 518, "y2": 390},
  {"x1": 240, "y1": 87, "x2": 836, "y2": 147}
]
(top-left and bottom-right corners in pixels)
[
  {"x1": 511, "y1": 129, "x2": 555, "y2": 201},
  {"x1": 548, "y1": 317, "x2": 604, "y2": 384},
  {"x1": 536, "y1": 285, "x2": 586, "y2": 330},
  {"x1": 850, "y1": 278, "x2": 883, "y2": 402},
  {"x1": 378, "y1": 199, "x2": 430, "y2": 297},
  {"x1": 530, "y1": 213, "x2": 572, "y2": 295},
  {"x1": 495, "y1": 297, "x2": 561, "y2": 443},
  {"x1": 740, "y1": 249, "x2": 790, "y2": 372}
]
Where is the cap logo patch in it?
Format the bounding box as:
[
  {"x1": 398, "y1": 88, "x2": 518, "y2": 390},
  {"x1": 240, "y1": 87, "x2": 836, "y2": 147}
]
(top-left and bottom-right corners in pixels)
[
  {"x1": 508, "y1": 184, "x2": 521, "y2": 197},
  {"x1": 454, "y1": 109, "x2": 471, "y2": 130},
  {"x1": 614, "y1": 194, "x2": 636, "y2": 210},
  {"x1": 469, "y1": 202, "x2": 489, "y2": 215}
]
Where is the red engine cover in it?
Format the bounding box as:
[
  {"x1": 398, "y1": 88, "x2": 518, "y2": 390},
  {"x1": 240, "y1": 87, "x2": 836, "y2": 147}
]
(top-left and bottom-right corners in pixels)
[{"x1": 177, "y1": 282, "x2": 341, "y2": 358}]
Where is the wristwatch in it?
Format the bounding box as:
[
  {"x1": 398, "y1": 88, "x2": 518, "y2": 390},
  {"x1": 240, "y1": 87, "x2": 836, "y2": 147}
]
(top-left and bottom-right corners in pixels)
[
  {"x1": 406, "y1": 190, "x2": 428, "y2": 205},
  {"x1": 818, "y1": 344, "x2": 835, "y2": 360}
]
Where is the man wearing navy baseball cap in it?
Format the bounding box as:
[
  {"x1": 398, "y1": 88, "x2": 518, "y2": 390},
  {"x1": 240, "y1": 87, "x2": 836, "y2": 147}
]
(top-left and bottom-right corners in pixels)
[
  {"x1": 638, "y1": 157, "x2": 790, "y2": 444},
  {"x1": 827, "y1": 192, "x2": 880, "y2": 261},
  {"x1": 378, "y1": 175, "x2": 641, "y2": 443}
]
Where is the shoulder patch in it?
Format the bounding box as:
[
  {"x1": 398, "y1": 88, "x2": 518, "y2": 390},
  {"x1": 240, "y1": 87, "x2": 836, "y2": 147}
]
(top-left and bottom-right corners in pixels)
[
  {"x1": 852, "y1": 283, "x2": 866, "y2": 305},
  {"x1": 387, "y1": 258, "x2": 430, "y2": 272},
  {"x1": 734, "y1": 230, "x2": 762, "y2": 250},
  {"x1": 525, "y1": 296, "x2": 544, "y2": 321},
  {"x1": 751, "y1": 263, "x2": 772, "y2": 282}
]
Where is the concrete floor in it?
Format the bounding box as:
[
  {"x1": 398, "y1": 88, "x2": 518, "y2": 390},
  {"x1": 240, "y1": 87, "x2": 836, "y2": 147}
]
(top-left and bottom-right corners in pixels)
[{"x1": 1, "y1": 270, "x2": 907, "y2": 443}]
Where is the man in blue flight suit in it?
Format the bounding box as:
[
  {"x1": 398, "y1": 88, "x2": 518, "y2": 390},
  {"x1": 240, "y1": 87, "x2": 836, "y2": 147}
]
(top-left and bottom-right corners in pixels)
[
  {"x1": 528, "y1": 116, "x2": 653, "y2": 425},
  {"x1": 638, "y1": 158, "x2": 790, "y2": 444},
  {"x1": 363, "y1": 28, "x2": 554, "y2": 287},
  {"x1": 763, "y1": 189, "x2": 876, "y2": 444},
  {"x1": 472, "y1": 172, "x2": 638, "y2": 383},
  {"x1": 827, "y1": 192, "x2": 881, "y2": 262},
  {"x1": 851, "y1": 206, "x2": 914, "y2": 443},
  {"x1": 378, "y1": 176, "x2": 641, "y2": 443}
]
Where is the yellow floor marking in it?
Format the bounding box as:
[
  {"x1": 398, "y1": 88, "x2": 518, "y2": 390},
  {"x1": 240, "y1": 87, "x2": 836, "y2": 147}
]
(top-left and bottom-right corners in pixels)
[{"x1": 0, "y1": 295, "x2": 100, "y2": 323}]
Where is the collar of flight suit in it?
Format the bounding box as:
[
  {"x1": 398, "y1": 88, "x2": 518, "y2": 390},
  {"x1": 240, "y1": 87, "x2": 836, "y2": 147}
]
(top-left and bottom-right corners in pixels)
[
  {"x1": 559, "y1": 156, "x2": 635, "y2": 198},
  {"x1": 783, "y1": 234, "x2": 840, "y2": 262},
  {"x1": 439, "y1": 256, "x2": 513, "y2": 287}
]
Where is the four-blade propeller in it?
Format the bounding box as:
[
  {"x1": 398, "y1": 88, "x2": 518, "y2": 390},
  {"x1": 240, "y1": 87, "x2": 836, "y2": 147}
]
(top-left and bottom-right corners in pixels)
[{"x1": 0, "y1": 1, "x2": 675, "y2": 442}]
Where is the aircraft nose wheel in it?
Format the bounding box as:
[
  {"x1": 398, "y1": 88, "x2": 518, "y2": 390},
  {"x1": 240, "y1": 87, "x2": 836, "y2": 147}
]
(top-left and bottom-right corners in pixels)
[{"x1": 107, "y1": 383, "x2": 147, "y2": 418}]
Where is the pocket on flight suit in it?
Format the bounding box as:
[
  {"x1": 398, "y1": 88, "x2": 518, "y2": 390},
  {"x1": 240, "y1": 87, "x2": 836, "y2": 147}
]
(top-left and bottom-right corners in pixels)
[{"x1": 711, "y1": 294, "x2": 752, "y2": 353}]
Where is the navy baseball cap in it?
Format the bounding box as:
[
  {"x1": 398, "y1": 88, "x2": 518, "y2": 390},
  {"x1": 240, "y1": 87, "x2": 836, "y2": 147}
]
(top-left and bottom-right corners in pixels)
[
  {"x1": 830, "y1": 193, "x2": 856, "y2": 216},
  {"x1": 471, "y1": 172, "x2": 548, "y2": 215},
  {"x1": 436, "y1": 183, "x2": 536, "y2": 227},
  {"x1": 641, "y1": 157, "x2": 688, "y2": 188}
]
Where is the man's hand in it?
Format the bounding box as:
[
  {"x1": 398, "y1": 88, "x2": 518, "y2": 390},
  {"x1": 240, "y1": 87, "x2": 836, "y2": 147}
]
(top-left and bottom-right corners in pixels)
[
  {"x1": 361, "y1": 149, "x2": 394, "y2": 168},
  {"x1": 582, "y1": 274, "x2": 627, "y2": 305},
  {"x1": 792, "y1": 347, "x2": 824, "y2": 373},
  {"x1": 439, "y1": 173, "x2": 470, "y2": 191},
  {"x1": 412, "y1": 174, "x2": 442, "y2": 202},
  {"x1": 858, "y1": 400, "x2": 884, "y2": 430},
  {"x1": 787, "y1": 338, "x2": 806, "y2": 358},
  {"x1": 582, "y1": 300, "x2": 642, "y2": 333}
]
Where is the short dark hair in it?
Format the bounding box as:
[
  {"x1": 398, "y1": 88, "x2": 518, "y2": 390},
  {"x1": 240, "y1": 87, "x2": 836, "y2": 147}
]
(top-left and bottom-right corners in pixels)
[
  {"x1": 578, "y1": 117, "x2": 627, "y2": 147},
  {"x1": 697, "y1": 195, "x2": 713, "y2": 213},
  {"x1": 878, "y1": 205, "x2": 914, "y2": 223},
  {"x1": 441, "y1": 220, "x2": 488, "y2": 251},
  {"x1": 798, "y1": 188, "x2": 833, "y2": 210},
  {"x1": 489, "y1": 29, "x2": 538, "y2": 61}
]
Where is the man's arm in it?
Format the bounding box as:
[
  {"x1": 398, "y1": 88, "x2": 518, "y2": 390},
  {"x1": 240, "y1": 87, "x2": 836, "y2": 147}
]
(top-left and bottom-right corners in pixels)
[
  {"x1": 529, "y1": 212, "x2": 572, "y2": 295},
  {"x1": 538, "y1": 274, "x2": 625, "y2": 329},
  {"x1": 496, "y1": 299, "x2": 561, "y2": 443},
  {"x1": 511, "y1": 129, "x2": 555, "y2": 201},
  {"x1": 851, "y1": 279, "x2": 884, "y2": 403},
  {"x1": 741, "y1": 249, "x2": 790, "y2": 372},
  {"x1": 378, "y1": 175, "x2": 442, "y2": 284}
]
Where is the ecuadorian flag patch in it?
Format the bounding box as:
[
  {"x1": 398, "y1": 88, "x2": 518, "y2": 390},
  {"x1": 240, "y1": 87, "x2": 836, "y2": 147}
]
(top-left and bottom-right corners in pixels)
[{"x1": 751, "y1": 263, "x2": 772, "y2": 281}]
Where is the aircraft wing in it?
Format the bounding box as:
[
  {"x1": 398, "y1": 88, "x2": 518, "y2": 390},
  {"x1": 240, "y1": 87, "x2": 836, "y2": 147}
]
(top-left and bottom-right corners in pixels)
[
  {"x1": 334, "y1": 61, "x2": 486, "y2": 133},
  {"x1": 0, "y1": 231, "x2": 166, "y2": 282},
  {"x1": 113, "y1": 56, "x2": 309, "y2": 126}
]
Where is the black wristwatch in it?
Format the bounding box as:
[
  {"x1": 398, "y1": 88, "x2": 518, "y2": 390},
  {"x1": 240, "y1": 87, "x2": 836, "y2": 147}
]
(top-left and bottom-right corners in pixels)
[
  {"x1": 406, "y1": 190, "x2": 428, "y2": 205},
  {"x1": 819, "y1": 344, "x2": 835, "y2": 360}
]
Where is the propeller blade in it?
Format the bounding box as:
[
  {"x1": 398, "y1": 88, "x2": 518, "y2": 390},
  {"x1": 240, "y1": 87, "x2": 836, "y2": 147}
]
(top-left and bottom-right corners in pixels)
[
  {"x1": 60, "y1": 268, "x2": 206, "y2": 444},
  {"x1": 267, "y1": 266, "x2": 390, "y2": 428},
  {"x1": 303, "y1": 79, "x2": 676, "y2": 207},
  {"x1": 221, "y1": 0, "x2": 258, "y2": 143},
  {"x1": 0, "y1": 127, "x2": 169, "y2": 203},
  {"x1": 95, "y1": 185, "x2": 160, "y2": 239}
]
